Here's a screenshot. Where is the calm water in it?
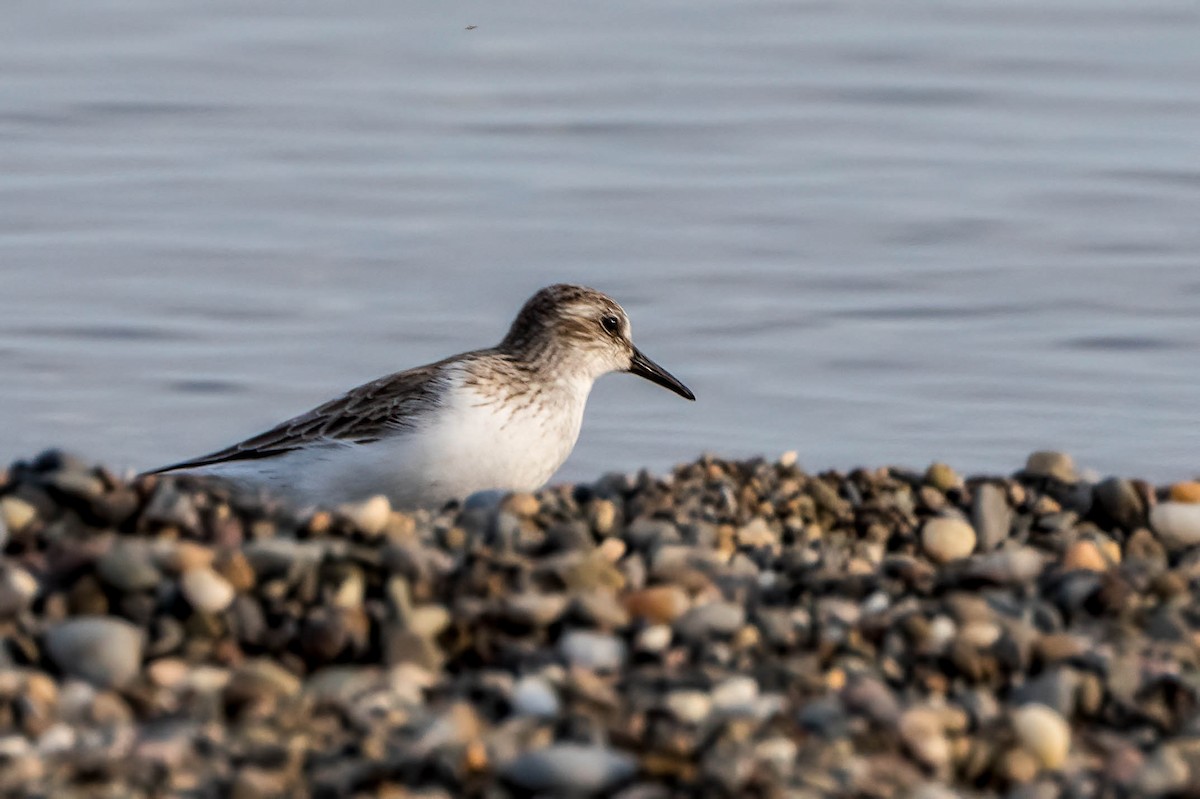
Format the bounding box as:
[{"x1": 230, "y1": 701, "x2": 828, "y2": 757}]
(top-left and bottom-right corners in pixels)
[{"x1": 2, "y1": 1, "x2": 1199, "y2": 484}]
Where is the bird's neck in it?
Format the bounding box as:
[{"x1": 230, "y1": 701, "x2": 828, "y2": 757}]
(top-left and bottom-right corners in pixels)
[{"x1": 483, "y1": 343, "x2": 599, "y2": 399}]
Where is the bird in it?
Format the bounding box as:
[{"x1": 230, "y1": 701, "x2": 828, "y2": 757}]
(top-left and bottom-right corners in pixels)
[{"x1": 150, "y1": 284, "x2": 695, "y2": 508}]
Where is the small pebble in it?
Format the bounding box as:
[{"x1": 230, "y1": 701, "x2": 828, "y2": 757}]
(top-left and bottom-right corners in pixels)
[
  {"x1": 1168, "y1": 481, "x2": 1200, "y2": 503},
  {"x1": 558, "y1": 630, "x2": 627, "y2": 672},
  {"x1": 337, "y1": 495, "x2": 391, "y2": 536},
  {"x1": 1062, "y1": 540, "x2": 1108, "y2": 572},
  {"x1": 921, "y1": 517, "x2": 976, "y2": 563},
  {"x1": 665, "y1": 690, "x2": 712, "y2": 724},
  {"x1": 510, "y1": 675, "x2": 560, "y2": 718},
  {"x1": 1025, "y1": 451, "x2": 1077, "y2": 483},
  {"x1": 1150, "y1": 501, "x2": 1200, "y2": 550},
  {"x1": 1012, "y1": 704, "x2": 1071, "y2": 770},
  {"x1": 674, "y1": 600, "x2": 745, "y2": 639},
  {"x1": 0, "y1": 496, "x2": 36, "y2": 533},
  {"x1": 624, "y1": 585, "x2": 690, "y2": 623},
  {"x1": 924, "y1": 462, "x2": 961, "y2": 492},
  {"x1": 502, "y1": 744, "x2": 637, "y2": 794},
  {"x1": 44, "y1": 617, "x2": 144, "y2": 688},
  {"x1": 971, "y1": 482, "x2": 1013, "y2": 550},
  {"x1": 180, "y1": 567, "x2": 237, "y2": 613}
]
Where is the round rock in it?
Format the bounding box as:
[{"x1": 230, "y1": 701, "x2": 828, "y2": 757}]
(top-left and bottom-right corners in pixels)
[
  {"x1": 674, "y1": 600, "x2": 745, "y2": 639},
  {"x1": 510, "y1": 676, "x2": 560, "y2": 718},
  {"x1": 1024, "y1": 451, "x2": 1077, "y2": 483},
  {"x1": 44, "y1": 617, "x2": 144, "y2": 688},
  {"x1": 180, "y1": 568, "x2": 236, "y2": 613},
  {"x1": 1012, "y1": 703, "x2": 1071, "y2": 770},
  {"x1": 97, "y1": 542, "x2": 161, "y2": 592},
  {"x1": 921, "y1": 517, "x2": 976, "y2": 563},
  {"x1": 558, "y1": 630, "x2": 627, "y2": 672},
  {"x1": 336, "y1": 495, "x2": 391, "y2": 536},
  {"x1": 502, "y1": 744, "x2": 637, "y2": 794},
  {"x1": 1150, "y1": 502, "x2": 1200, "y2": 551},
  {"x1": 624, "y1": 585, "x2": 690, "y2": 624},
  {"x1": 1093, "y1": 477, "x2": 1146, "y2": 531},
  {"x1": 1169, "y1": 481, "x2": 1200, "y2": 504},
  {"x1": 0, "y1": 497, "x2": 36, "y2": 534}
]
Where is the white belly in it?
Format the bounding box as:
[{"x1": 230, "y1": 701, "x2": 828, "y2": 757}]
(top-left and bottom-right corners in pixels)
[{"x1": 199, "y1": 377, "x2": 588, "y2": 509}]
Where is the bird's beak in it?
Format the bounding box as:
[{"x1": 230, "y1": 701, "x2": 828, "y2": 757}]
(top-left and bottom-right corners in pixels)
[{"x1": 628, "y1": 347, "x2": 695, "y2": 400}]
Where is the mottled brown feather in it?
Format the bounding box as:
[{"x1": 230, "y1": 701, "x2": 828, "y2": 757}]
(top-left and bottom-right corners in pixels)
[{"x1": 149, "y1": 358, "x2": 455, "y2": 473}]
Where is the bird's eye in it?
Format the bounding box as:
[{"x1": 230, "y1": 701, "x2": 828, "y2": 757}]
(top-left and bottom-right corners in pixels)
[{"x1": 600, "y1": 314, "x2": 620, "y2": 335}]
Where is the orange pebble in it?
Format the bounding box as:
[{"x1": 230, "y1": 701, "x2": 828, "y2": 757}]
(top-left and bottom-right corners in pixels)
[
  {"x1": 1169, "y1": 481, "x2": 1200, "y2": 503},
  {"x1": 1062, "y1": 540, "x2": 1107, "y2": 572}
]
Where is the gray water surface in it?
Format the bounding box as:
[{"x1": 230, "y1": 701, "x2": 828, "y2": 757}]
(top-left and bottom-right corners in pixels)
[{"x1": 2, "y1": 1, "x2": 1199, "y2": 484}]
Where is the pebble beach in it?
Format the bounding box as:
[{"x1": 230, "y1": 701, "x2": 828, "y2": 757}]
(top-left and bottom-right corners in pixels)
[{"x1": 2, "y1": 449, "x2": 1200, "y2": 798}]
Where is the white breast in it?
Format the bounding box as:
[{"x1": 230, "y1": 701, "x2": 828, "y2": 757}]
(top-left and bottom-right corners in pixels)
[{"x1": 200, "y1": 368, "x2": 591, "y2": 509}]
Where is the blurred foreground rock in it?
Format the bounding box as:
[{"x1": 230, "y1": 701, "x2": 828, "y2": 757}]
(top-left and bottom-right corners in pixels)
[{"x1": 0, "y1": 449, "x2": 1198, "y2": 798}]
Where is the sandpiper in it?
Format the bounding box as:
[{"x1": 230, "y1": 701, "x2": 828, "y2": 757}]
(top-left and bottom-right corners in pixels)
[{"x1": 150, "y1": 284, "x2": 694, "y2": 508}]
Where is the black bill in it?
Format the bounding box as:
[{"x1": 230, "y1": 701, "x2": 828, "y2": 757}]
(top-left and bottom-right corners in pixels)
[{"x1": 629, "y1": 347, "x2": 695, "y2": 401}]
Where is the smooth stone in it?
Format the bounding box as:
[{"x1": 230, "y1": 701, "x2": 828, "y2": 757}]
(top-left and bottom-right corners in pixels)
[
  {"x1": 502, "y1": 492, "x2": 540, "y2": 518},
  {"x1": 0, "y1": 565, "x2": 38, "y2": 615},
  {"x1": 921, "y1": 517, "x2": 976, "y2": 563},
  {"x1": 303, "y1": 666, "x2": 383, "y2": 705},
  {"x1": 1093, "y1": 477, "x2": 1145, "y2": 530},
  {"x1": 623, "y1": 585, "x2": 690, "y2": 624},
  {"x1": 1012, "y1": 703, "x2": 1071, "y2": 769},
  {"x1": 329, "y1": 567, "x2": 365, "y2": 610},
  {"x1": 226, "y1": 659, "x2": 302, "y2": 701},
  {"x1": 1168, "y1": 481, "x2": 1200, "y2": 504},
  {"x1": 0, "y1": 496, "x2": 36, "y2": 533},
  {"x1": 674, "y1": 600, "x2": 745, "y2": 639},
  {"x1": 627, "y1": 518, "x2": 679, "y2": 549},
  {"x1": 558, "y1": 630, "x2": 627, "y2": 672},
  {"x1": 971, "y1": 483, "x2": 1013, "y2": 551},
  {"x1": 44, "y1": 617, "x2": 144, "y2": 688},
  {"x1": 1150, "y1": 502, "x2": 1200, "y2": 550},
  {"x1": 634, "y1": 624, "x2": 672, "y2": 653},
  {"x1": 143, "y1": 483, "x2": 200, "y2": 531},
  {"x1": 510, "y1": 675, "x2": 560, "y2": 718},
  {"x1": 841, "y1": 676, "x2": 902, "y2": 726},
  {"x1": 963, "y1": 547, "x2": 1045, "y2": 584},
  {"x1": 157, "y1": 540, "x2": 215, "y2": 573},
  {"x1": 503, "y1": 593, "x2": 569, "y2": 627},
  {"x1": 1025, "y1": 451, "x2": 1077, "y2": 483},
  {"x1": 464, "y1": 489, "x2": 506, "y2": 511},
  {"x1": 588, "y1": 499, "x2": 618, "y2": 534},
  {"x1": 924, "y1": 463, "x2": 961, "y2": 492},
  {"x1": 736, "y1": 517, "x2": 777, "y2": 548},
  {"x1": 570, "y1": 590, "x2": 629, "y2": 628},
  {"x1": 711, "y1": 676, "x2": 759, "y2": 715},
  {"x1": 665, "y1": 690, "x2": 712, "y2": 724},
  {"x1": 45, "y1": 470, "x2": 104, "y2": 500},
  {"x1": 502, "y1": 744, "x2": 637, "y2": 794},
  {"x1": 243, "y1": 539, "x2": 323, "y2": 577},
  {"x1": 180, "y1": 568, "x2": 236, "y2": 613},
  {"x1": 1125, "y1": 527, "x2": 1168, "y2": 565},
  {"x1": 899, "y1": 706, "x2": 951, "y2": 771},
  {"x1": 146, "y1": 658, "x2": 190, "y2": 689},
  {"x1": 406, "y1": 605, "x2": 451, "y2": 639},
  {"x1": 337, "y1": 495, "x2": 391, "y2": 536},
  {"x1": 1062, "y1": 540, "x2": 1108, "y2": 572},
  {"x1": 96, "y1": 542, "x2": 161, "y2": 592}
]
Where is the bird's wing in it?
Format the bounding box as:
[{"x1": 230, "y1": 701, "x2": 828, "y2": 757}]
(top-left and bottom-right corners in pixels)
[{"x1": 148, "y1": 361, "x2": 451, "y2": 473}]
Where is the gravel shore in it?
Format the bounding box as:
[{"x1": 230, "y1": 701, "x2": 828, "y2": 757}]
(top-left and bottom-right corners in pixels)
[{"x1": 1, "y1": 449, "x2": 1199, "y2": 798}]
